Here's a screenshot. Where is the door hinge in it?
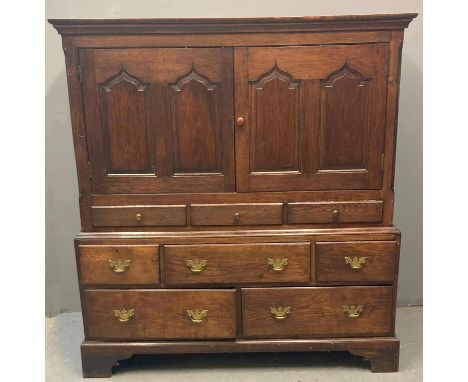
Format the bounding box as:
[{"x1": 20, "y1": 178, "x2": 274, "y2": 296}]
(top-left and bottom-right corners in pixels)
[{"x1": 381, "y1": 154, "x2": 385, "y2": 172}]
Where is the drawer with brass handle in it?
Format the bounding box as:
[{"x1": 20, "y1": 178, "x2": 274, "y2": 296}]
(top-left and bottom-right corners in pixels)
[
  {"x1": 315, "y1": 241, "x2": 397, "y2": 284},
  {"x1": 83, "y1": 289, "x2": 236, "y2": 340},
  {"x1": 164, "y1": 243, "x2": 310, "y2": 286},
  {"x1": 242, "y1": 286, "x2": 393, "y2": 338},
  {"x1": 78, "y1": 245, "x2": 159, "y2": 286}
]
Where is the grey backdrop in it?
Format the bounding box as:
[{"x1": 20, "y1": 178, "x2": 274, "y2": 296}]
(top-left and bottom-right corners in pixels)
[{"x1": 45, "y1": 0, "x2": 423, "y2": 316}]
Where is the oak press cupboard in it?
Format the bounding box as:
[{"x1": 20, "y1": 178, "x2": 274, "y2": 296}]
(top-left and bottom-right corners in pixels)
[{"x1": 49, "y1": 14, "x2": 417, "y2": 377}]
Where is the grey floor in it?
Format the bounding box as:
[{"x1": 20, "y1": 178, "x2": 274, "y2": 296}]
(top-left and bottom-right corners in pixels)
[{"x1": 46, "y1": 306, "x2": 422, "y2": 381}]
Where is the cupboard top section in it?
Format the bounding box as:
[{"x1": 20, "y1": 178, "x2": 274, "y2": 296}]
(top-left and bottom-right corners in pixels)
[{"x1": 49, "y1": 14, "x2": 417, "y2": 36}]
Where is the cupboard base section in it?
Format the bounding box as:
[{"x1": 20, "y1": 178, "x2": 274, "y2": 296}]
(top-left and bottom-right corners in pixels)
[{"x1": 80, "y1": 337, "x2": 400, "y2": 377}]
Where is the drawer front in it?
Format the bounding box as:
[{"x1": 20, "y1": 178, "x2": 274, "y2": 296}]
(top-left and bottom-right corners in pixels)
[
  {"x1": 165, "y1": 243, "x2": 310, "y2": 285},
  {"x1": 92, "y1": 205, "x2": 187, "y2": 227},
  {"x1": 242, "y1": 286, "x2": 393, "y2": 338},
  {"x1": 316, "y1": 241, "x2": 397, "y2": 283},
  {"x1": 287, "y1": 201, "x2": 383, "y2": 224},
  {"x1": 84, "y1": 290, "x2": 236, "y2": 340},
  {"x1": 79, "y1": 245, "x2": 159, "y2": 286},
  {"x1": 191, "y1": 203, "x2": 283, "y2": 226}
]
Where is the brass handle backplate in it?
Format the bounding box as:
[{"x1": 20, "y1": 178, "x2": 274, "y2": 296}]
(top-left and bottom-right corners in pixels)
[
  {"x1": 270, "y1": 306, "x2": 291, "y2": 320},
  {"x1": 109, "y1": 259, "x2": 131, "y2": 273},
  {"x1": 187, "y1": 309, "x2": 208, "y2": 323},
  {"x1": 343, "y1": 305, "x2": 364, "y2": 318},
  {"x1": 236, "y1": 116, "x2": 246, "y2": 126},
  {"x1": 113, "y1": 309, "x2": 135, "y2": 322},
  {"x1": 344, "y1": 256, "x2": 366, "y2": 269},
  {"x1": 267, "y1": 258, "x2": 288, "y2": 271},
  {"x1": 186, "y1": 259, "x2": 208, "y2": 272}
]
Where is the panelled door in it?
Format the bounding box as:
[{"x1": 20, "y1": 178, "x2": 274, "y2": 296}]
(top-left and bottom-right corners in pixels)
[
  {"x1": 80, "y1": 48, "x2": 234, "y2": 194},
  {"x1": 234, "y1": 45, "x2": 389, "y2": 192}
]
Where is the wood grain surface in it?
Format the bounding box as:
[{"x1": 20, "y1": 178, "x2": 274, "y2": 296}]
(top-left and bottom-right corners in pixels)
[
  {"x1": 164, "y1": 242, "x2": 310, "y2": 285},
  {"x1": 79, "y1": 245, "x2": 159, "y2": 286},
  {"x1": 242, "y1": 286, "x2": 393, "y2": 338},
  {"x1": 83, "y1": 289, "x2": 236, "y2": 340}
]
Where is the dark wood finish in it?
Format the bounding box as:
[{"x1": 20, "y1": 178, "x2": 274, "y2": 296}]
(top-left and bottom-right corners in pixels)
[
  {"x1": 91, "y1": 190, "x2": 392, "y2": 227},
  {"x1": 79, "y1": 245, "x2": 159, "y2": 286},
  {"x1": 350, "y1": 346, "x2": 400, "y2": 372},
  {"x1": 316, "y1": 241, "x2": 397, "y2": 284},
  {"x1": 287, "y1": 201, "x2": 383, "y2": 224},
  {"x1": 81, "y1": 349, "x2": 132, "y2": 378},
  {"x1": 81, "y1": 337, "x2": 399, "y2": 377},
  {"x1": 164, "y1": 243, "x2": 310, "y2": 285},
  {"x1": 70, "y1": 31, "x2": 393, "y2": 50},
  {"x1": 349, "y1": 347, "x2": 400, "y2": 373},
  {"x1": 83, "y1": 289, "x2": 236, "y2": 340},
  {"x1": 242, "y1": 286, "x2": 393, "y2": 338},
  {"x1": 191, "y1": 203, "x2": 283, "y2": 226},
  {"x1": 80, "y1": 48, "x2": 234, "y2": 194},
  {"x1": 235, "y1": 44, "x2": 388, "y2": 192},
  {"x1": 61, "y1": 36, "x2": 93, "y2": 230},
  {"x1": 76, "y1": 227, "x2": 400, "y2": 242},
  {"x1": 92, "y1": 205, "x2": 187, "y2": 227},
  {"x1": 50, "y1": 14, "x2": 417, "y2": 35},
  {"x1": 49, "y1": 14, "x2": 416, "y2": 377}
]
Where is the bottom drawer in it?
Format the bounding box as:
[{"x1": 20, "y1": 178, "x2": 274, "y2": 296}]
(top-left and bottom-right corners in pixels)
[
  {"x1": 84, "y1": 289, "x2": 236, "y2": 340},
  {"x1": 242, "y1": 286, "x2": 393, "y2": 338}
]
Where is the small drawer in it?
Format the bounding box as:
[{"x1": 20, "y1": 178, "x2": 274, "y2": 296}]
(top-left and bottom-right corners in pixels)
[
  {"x1": 287, "y1": 201, "x2": 383, "y2": 224},
  {"x1": 190, "y1": 203, "x2": 282, "y2": 226},
  {"x1": 242, "y1": 286, "x2": 393, "y2": 338},
  {"x1": 83, "y1": 289, "x2": 236, "y2": 340},
  {"x1": 91, "y1": 205, "x2": 187, "y2": 227},
  {"x1": 165, "y1": 243, "x2": 310, "y2": 286},
  {"x1": 79, "y1": 245, "x2": 159, "y2": 286},
  {"x1": 316, "y1": 241, "x2": 397, "y2": 283}
]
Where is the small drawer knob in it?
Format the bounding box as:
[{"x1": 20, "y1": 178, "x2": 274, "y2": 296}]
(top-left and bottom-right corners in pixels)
[
  {"x1": 236, "y1": 116, "x2": 246, "y2": 126},
  {"x1": 135, "y1": 213, "x2": 143, "y2": 221},
  {"x1": 332, "y1": 210, "x2": 340, "y2": 220},
  {"x1": 187, "y1": 309, "x2": 208, "y2": 323},
  {"x1": 234, "y1": 212, "x2": 241, "y2": 221},
  {"x1": 113, "y1": 309, "x2": 135, "y2": 322}
]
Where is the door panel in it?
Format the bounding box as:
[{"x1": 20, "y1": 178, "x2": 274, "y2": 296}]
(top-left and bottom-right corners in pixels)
[
  {"x1": 235, "y1": 45, "x2": 389, "y2": 192},
  {"x1": 250, "y1": 66, "x2": 300, "y2": 172},
  {"x1": 319, "y1": 66, "x2": 371, "y2": 171},
  {"x1": 100, "y1": 71, "x2": 154, "y2": 174},
  {"x1": 80, "y1": 48, "x2": 234, "y2": 194},
  {"x1": 170, "y1": 71, "x2": 222, "y2": 174}
]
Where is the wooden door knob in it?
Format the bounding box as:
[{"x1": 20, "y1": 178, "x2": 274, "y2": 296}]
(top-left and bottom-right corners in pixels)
[{"x1": 236, "y1": 116, "x2": 246, "y2": 126}]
